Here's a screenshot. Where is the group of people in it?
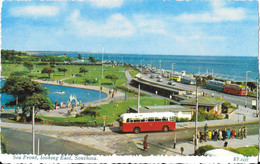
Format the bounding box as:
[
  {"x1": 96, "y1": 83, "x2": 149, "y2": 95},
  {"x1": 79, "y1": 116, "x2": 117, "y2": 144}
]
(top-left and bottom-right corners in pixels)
[{"x1": 193, "y1": 124, "x2": 247, "y2": 144}]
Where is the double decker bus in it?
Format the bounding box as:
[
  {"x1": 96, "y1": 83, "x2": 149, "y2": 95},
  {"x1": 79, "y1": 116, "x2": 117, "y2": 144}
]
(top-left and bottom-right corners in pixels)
[
  {"x1": 206, "y1": 80, "x2": 225, "y2": 92},
  {"x1": 223, "y1": 84, "x2": 246, "y2": 96},
  {"x1": 119, "y1": 112, "x2": 176, "y2": 133}
]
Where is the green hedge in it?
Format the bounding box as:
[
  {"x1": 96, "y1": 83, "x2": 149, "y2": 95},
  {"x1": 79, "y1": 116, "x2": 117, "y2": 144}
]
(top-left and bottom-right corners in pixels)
[
  {"x1": 1, "y1": 133, "x2": 8, "y2": 153},
  {"x1": 117, "y1": 85, "x2": 146, "y2": 96},
  {"x1": 195, "y1": 145, "x2": 215, "y2": 156}
]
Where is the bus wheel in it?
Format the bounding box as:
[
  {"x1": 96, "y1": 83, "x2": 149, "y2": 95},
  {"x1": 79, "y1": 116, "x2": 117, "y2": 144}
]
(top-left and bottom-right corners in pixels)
[
  {"x1": 133, "y1": 127, "x2": 140, "y2": 134},
  {"x1": 162, "y1": 126, "x2": 169, "y2": 132}
]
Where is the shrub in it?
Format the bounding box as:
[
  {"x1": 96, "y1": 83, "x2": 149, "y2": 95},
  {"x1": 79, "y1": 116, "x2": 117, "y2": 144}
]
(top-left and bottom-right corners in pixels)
[
  {"x1": 195, "y1": 145, "x2": 215, "y2": 156},
  {"x1": 191, "y1": 108, "x2": 220, "y2": 121},
  {"x1": 117, "y1": 85, "x2": 146, "y2": 96},
  {"x1": 1, "y1": 133, "x2": 8, "y2": 153},
  {"x1": 75, "y1": 74, "x2": 82, "y2": 77},
  {"x1": 222, "y1": 101, "x2": 231, "y2": 110}
]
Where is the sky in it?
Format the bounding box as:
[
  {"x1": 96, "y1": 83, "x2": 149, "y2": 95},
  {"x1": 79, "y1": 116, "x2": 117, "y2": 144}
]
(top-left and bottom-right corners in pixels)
[{"x1": 1, "y1": 0, "x2": 258, "y2": 56}]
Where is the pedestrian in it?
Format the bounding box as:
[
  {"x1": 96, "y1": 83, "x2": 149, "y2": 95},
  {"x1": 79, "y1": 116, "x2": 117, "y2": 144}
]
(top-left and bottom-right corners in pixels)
[
  {"x1": 199, "y1": 131, "x2": 204, "y2": 143},
  {"x1": 226, "y1": 129, "x2": 231, "y2": 139},
  {"x1": 222, "y1": 129, "x2": 227, "y2": 140},
  {"x1": 173, "y1": 136, "x2": 176, "y2": 149},
  {"x1": 180, "y1": 147, "x2": 184, "y2": 156},
  {"x1": 197, "y1": 132, "x2": 200, "y2": 144},
  {"x1": 208, "y1": 130, "x2": 212, "y2": 141},
  {"x1": 204, "y1": 131, "x2": 208, "y2": 142},
  {"x1": 238, "y1": 128, "x2": 241, "y2": 139},
  {"x1": 212, "y1": 130, "x2": 215, "y2": 141},
  {"x1": 192, "y1": 133, "x2": 195, "y2": 145},
  {"x1": 231, "y1": 128, "x2": 236, "y2": 139},
  {"x1": 224, "y1": 141, "x2": 228, "y2": 147},
  {"x1": 243, "y1": 126, "x2": 247, "y2": 138},
  {"x1": 241, "y1": 127, "x2": 244, "y2": 139},
  {"x1": 204, "y1": 123, "x2": 208, "y2": 132},
  {"x1": 155, "y1": 91, "x2": 158, "y2": 95},
  {"x1": 218, "y1": 129, "x2": 223, "y2": 140},
  {"x1": 216, "y1": 129, "x2": 219, "y2": 141},
  {"x1": 112, "y1": 92, "x2": 114, "y2": 98},
  {"x1": 143, "y1": 135, "x2": 148, "y2": 150}
]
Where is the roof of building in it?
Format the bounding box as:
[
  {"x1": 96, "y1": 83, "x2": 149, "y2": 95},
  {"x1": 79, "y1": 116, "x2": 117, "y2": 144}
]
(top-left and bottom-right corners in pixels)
[
  {"x1": 129, "y1": 105, "x2": 193, "y2": 113},
  {"x1": 180, "y1": 96, "x2": 224, "y2": 107}
]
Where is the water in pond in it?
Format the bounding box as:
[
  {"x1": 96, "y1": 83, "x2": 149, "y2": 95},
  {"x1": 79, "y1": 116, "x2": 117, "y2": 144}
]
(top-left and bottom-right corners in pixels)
[{"x1": 0, "y1": 80, "x2": 107, "y2": 109}]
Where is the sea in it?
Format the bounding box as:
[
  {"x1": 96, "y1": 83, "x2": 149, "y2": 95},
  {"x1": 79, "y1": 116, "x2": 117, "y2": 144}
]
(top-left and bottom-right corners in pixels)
[{"x1": 34, "y1": 51, "x2": 258, "y2": 81}]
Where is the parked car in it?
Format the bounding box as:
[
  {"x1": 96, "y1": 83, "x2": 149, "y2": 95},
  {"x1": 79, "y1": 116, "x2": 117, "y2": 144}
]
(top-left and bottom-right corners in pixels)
[
  {"x1": 157, "y1": 78, "x2": 163, "y2": 82},
  {"x1": 168, "y1": 81, "x2": 176, "y2": 86},
  {"x1": 156, "y1": 75, "x2": 162, "y2": 78}
]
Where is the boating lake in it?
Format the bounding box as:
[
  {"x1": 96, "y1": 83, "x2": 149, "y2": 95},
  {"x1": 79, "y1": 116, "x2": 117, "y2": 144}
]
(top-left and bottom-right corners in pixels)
[{"x1": 0, "y1": 80, "x2": 107, "y2": 109}]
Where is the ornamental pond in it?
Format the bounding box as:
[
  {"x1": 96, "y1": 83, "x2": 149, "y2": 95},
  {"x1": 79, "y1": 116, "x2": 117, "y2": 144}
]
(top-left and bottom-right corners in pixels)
[{"x1": 0, "y1": 80, "x2": 107, "y2": 109}]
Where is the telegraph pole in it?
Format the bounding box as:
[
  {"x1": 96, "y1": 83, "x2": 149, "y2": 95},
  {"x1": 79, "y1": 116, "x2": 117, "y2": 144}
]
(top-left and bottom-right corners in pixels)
[
  {"x1": 102, "y1": 48, "x2": 104, "y2": 79},
  {"x1": 138, "y1": 84, "x2": 140, "y2": 113},
  {"x1": 194, "y1": 84, "x2": 199, "y2": 154},
  {"x1": 257, "y1": 78, "x2": 259, "y2": 117},
  {"x1": 32, "y1": 106, "x2": 35, "y2": 154},
  {"x1": 245, "y1": 71, "x2": 251, "y2": 108}
]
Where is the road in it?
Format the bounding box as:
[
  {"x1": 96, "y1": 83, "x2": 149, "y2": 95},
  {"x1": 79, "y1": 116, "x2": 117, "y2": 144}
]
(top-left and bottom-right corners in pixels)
[
  {"x1": 2, "y1": 123, "x2": 258, "y2": 155},
  {"x1": 138, "y1": 73, "x2": 255, "y2": 108}
]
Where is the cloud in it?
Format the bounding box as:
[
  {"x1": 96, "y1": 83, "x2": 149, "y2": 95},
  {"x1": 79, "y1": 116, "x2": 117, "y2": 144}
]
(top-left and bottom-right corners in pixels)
[
  {"x1": 88, "y1": 0, "x2": 123, "y2": 8},
  {"x1": 9, "y1": 5, "x2": 59, "y2": 18},
  {"x1": 69, "y1": 10, "x2": 135, "y2": 37},
  {"x1": 134, "y1": 15, "x2": 167, "y2": 35},
  {"x1": 176, "y1": 1, "x2": 246, "y2": 22}
]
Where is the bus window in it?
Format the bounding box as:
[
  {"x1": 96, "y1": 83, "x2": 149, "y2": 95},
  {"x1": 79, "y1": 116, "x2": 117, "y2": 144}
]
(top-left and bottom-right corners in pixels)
[
  {"x1": 155, "y1": 117, "x2": 162, "y2": 121},
  {"x1": 126, "y1": 118, "x2": 130, "y2": 123},
  {"x1": 169, "y1": 117, "x2": 175, "y2": 121},
  {"x1": 148, "y1": 117, "x2": 155, "y2": 122},
  {"x1": 140, "y1": 118, "x2": 145, "y2": 122},
  {"x1": 162, "y1": 117, "x2": 168, "y2": 121}
]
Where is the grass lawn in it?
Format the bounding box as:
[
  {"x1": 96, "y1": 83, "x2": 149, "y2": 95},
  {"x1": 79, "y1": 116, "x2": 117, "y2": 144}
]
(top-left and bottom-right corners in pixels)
[
  {"x1": 36, "y1": 98, "x2": 165, "y2": 126},
  {"x1": 227, "y1": 145, "x2": 259, "y2": 156},
  {"x1": 129, "y1": 70, "x2": 139, "y2": 78},
  {"x1": 2, "y1": 64, "x2": 128, "y2": 87}
]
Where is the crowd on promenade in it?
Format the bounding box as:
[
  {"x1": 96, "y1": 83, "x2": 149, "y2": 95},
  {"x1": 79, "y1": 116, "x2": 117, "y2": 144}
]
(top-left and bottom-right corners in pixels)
[{"x1": 192, "y1": 124, "x2": 248, "y2": 146}]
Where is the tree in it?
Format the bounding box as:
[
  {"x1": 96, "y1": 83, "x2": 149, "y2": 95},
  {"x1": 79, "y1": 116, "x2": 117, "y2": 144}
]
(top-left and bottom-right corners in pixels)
[
  {"x1": 207, "y1": 75, "x2": 213, "y2": 80},
  {"x1": 50, "y1": 57, "x2": 56, "y2": 66},
  {"x1": 41, "y1": 66, "x2": 55, "y2": 78},
  {"x1": 88, "y1": 56, "x2": 100, "y2": 64},
  {"x1": 78, "y1": 54, "x2": 82, "y2": 59},
  {"x1": 58, "y1": 67, "x2": 68, "y2": 76},
  {"x1": 80, "y1": 106, "x2": 100, "y2": 126},
  {"x1": 105, "y1": 74, "x2": 118, "y2": 85},
  {"x1": 79, "y1": 67, "x2": 88, "y2": 76},
  {"x1": 23, "y1": 61, "x2": 33, "y2": 73},
  {"x1": 1, "y1": 75, "x2": 52, "y2": 121},
  {"x1": 196, "y1": 76, "x2": 202, "y2": 86}
]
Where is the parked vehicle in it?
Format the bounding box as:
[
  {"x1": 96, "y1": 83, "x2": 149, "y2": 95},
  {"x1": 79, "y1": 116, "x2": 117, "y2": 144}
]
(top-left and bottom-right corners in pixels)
[
  {"x1": 206, "y1": 80, "x2": 225, "y2": 92},
  {"x1": 157, "y1": 78, "x2": 163, "y2": 82},
  {"x1": 168, "y1": 81, "x2": 176, "y2": 86},
  {"x1": 119, "y1": 112, "x2": 176, "y2": 133},
  {"x1": 181, "y1": 76, "x2": 196, "y2": 85},
  {"x1": 223, "y1": 84, "x2": 246, "y2": 96}
]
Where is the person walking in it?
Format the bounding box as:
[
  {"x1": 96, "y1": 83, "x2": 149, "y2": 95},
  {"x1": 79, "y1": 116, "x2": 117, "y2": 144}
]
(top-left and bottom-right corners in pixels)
[
  {"x1": 204, "y1": 123, "x2": 208, "y2": 132},
  {"x1": 143, "y1": 135, "x2": 148, "y2": 150},
  {"x1": 199, "y1": 131, "x2": 204, "y2": 143}
]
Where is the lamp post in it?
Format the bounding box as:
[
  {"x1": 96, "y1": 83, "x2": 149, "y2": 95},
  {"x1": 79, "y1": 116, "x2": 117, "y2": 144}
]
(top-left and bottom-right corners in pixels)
[
  {"x1": 257, "y1": 77, "x2": 259, "y2": 117},
  {"x1": 245, "y1": 71, "x2": 251, "y2": 108},
  {"x1": 171, "y1": 62, "x2": 175, "y2": 79},
  {"x1": 194, "y1": 82, "x2": 199, "y2": 154}
]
